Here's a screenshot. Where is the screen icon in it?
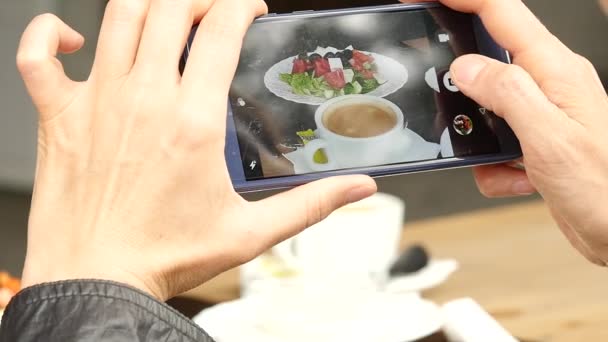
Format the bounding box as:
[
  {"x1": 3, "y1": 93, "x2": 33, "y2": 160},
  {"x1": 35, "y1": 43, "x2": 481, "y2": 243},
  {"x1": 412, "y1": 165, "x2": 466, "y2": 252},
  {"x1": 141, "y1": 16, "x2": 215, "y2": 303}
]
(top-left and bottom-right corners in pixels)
[
  {"x1": 437, "y1": 32, "x2": 450, "y2": 43},
  {"x1": 443, "y1": 72, "x2": 459, "y2": 92},
  {"x1": 425, "y1": 67, "x2": 441, "y2": 93},
  {"x1": 454, "y1": 114, "x2": 474, "y2": 136},
  {"x1": 249, "y1": 160, "x2": 257, "y2": 170}
]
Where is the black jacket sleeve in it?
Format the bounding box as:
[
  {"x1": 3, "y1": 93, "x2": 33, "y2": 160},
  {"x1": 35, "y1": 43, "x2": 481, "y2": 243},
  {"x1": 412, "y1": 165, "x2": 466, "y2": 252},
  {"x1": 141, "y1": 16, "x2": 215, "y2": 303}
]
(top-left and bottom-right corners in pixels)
[{"x1": 0, "y1": 280, "x2": 215, "y2": 342}]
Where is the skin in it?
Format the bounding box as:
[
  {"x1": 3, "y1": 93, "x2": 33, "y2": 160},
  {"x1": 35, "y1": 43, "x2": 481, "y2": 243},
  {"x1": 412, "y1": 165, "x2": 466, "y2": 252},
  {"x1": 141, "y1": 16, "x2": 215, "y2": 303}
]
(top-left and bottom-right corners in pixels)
[
  {"x1": 16, "y1": 0, "x2": 377, "y2": 301},
  {"x1": 401, "y1": 0, "x2": 608, "y2": 265},
  {"x1": 15, "y1": 0, "x2": 608, "y2": 301}
]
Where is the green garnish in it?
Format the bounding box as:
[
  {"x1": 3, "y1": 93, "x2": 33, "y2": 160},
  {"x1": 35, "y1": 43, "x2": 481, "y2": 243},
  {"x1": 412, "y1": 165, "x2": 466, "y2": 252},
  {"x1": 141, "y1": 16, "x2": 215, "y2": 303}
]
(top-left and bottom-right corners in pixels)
[{"x1": 296, "y1": 129, "x2": 328, "y2": 164}]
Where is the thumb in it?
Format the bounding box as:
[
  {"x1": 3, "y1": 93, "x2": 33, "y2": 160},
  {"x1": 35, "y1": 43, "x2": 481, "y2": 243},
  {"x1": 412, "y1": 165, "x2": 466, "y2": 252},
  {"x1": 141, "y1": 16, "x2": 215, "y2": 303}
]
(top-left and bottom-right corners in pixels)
[
  {"x1": 249, "y1": 175, "x2": 377, "y2": 249},
  {"x1": 17, "y1": 14, "x2": 84, "y2": 119},
  {"x1": 450, "y1": 54, "x2": 564, "y2": 143}
]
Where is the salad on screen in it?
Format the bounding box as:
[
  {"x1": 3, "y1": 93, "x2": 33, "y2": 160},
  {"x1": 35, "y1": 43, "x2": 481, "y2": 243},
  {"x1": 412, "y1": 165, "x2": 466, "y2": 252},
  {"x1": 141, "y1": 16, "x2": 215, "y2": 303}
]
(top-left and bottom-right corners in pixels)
[{"x1": 279, "y1": 46, "x2": 387, "y2": 100}]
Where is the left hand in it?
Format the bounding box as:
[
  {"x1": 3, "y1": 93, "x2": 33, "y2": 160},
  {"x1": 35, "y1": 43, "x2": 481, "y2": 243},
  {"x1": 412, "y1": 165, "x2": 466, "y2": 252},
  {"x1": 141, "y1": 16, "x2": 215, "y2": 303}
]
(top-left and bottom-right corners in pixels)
[{"x1": 17, "y1": 0, "x2": 377, "y2": 301}]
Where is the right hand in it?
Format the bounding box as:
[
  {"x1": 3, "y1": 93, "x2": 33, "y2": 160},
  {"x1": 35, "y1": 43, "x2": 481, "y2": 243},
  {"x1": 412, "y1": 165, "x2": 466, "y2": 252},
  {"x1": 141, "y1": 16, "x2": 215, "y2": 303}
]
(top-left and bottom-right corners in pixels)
[{"x1": 404, "y1": 0, "x2": 608, "y2": 265}]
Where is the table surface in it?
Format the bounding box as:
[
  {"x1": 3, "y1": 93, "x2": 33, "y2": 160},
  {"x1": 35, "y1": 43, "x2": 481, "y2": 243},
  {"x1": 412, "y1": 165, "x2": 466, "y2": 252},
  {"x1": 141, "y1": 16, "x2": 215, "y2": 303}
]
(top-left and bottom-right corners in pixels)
[{"x1": 184, "y1": 201, "x2": 608, "y2": 341}]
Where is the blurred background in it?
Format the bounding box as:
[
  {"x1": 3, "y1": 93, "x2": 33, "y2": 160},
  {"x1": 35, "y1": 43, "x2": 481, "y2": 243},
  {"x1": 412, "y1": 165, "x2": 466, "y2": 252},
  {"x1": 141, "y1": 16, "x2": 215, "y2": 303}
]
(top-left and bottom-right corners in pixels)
[{"x1": 0, "y1": 0, "x2": 606, "y2": 276}]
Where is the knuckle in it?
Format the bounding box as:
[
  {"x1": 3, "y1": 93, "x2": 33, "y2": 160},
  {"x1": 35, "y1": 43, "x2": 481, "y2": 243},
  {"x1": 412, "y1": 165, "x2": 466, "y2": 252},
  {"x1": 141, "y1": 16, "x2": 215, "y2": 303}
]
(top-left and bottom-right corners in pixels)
[
  {"x1": 169, "y1": 108, "x2": 222, "y2": 152},
  {"x1": 166, "y1": 0, "x2": 193, "y2": 6},
  {"x1": 489, "y1": 64, "x2": 531, "y2": 113},
  {"x1": 227, "y1": 0, "x2": 265, "y2": 16},
  {"x1": 16, "y1": 52, "x2": 45, "y2": 74},
  {"x1": 201, "y1": 0, "x2": 263, "y2": 38},
  {"x1": 539, "y1": 78, "x2": 579, "y2": 108},
  {"x1": 573, "y1": 53, "x2": 594, "y2": 72},
  {"x1": 252, "y1": 0, "x2": 269, "y2": 14},
  {"x1": 304, "y1": 194, "x2": 333, "y2": 229},
  {"x1": 154, "y1": 0, "x2": 193, "y2": 11},
  {"x1": 496, "y1": 64, "x2": 529, "y2": 95},
  {"x1": 536, "y1": 53, "x2": 594, "y2": 106},
  {"x1": 130, "y1": 65, "x2": 158, "y2": 85},
  {"x1": 202, "y1": 18, "x2": 242, "y2": 41},
  {"x1": 31, "y1": 13, "x2": 60, "y2": 26},
  {"x1": 106, "y1": 0, "x2": 147, "y2": 22},
  {"x1": 17, "y1": 14, "x2": 60, "y2": 74}
]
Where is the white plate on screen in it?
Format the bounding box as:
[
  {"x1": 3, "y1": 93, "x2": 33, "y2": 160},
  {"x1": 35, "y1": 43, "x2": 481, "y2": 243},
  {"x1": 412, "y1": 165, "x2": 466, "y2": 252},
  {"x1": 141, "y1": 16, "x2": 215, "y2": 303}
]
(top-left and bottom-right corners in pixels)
[{"x1": 264, "y1": 49, "x2": 409, "y2": 106}]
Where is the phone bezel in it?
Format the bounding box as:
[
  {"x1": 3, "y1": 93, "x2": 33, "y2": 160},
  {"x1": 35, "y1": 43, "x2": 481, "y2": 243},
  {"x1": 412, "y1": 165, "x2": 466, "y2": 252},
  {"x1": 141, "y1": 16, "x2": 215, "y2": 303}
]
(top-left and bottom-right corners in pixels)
[{"x1": 183, "y1": 3, "x2": 521, "y2": 193}]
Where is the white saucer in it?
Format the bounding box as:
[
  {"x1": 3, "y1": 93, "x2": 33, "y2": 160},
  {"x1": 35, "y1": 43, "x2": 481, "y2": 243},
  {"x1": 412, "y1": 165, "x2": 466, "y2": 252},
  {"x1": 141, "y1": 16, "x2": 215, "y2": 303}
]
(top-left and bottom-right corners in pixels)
[
  {"x1": 193, "y1": 292, "x2": 443, "y2": 342},
  {"x1": 284, "y1": 128, "x2": 441, "y2": 174},
  {"x1": 386, "y1": 259, "x2": 460, "y2": 294}
]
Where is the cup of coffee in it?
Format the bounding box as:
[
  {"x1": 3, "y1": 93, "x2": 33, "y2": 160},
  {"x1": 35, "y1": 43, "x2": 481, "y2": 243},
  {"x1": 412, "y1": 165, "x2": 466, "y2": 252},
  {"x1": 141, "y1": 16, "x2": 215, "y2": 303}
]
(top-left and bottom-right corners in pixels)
[
  {"x1": 240, "y1": 193, "x2": 406, "y2": 297},
  {"x1": 304, "y1": 95, "x2": 409, "y2": 171}
]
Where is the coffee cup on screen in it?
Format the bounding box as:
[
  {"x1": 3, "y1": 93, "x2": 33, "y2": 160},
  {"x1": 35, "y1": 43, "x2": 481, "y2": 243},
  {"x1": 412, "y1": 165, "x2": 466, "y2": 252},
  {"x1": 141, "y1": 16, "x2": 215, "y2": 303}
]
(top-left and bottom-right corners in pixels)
[{"x1": 303, "y1": 95, "x2": 410, "y2": 171}]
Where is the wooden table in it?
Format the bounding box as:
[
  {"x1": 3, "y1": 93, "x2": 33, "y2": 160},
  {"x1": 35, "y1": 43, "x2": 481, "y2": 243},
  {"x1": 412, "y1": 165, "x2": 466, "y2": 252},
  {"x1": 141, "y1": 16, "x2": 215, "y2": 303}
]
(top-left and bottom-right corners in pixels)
[{"x1": 183, "y1": 201, "x2": 608, "y2": 341}]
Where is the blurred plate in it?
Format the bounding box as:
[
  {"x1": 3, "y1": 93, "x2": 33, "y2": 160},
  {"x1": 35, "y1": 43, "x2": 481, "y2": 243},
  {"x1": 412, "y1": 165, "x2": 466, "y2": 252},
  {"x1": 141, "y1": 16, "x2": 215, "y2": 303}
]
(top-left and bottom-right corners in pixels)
[{"x1": 193, "y1": 292, "x2": 443, "y2": 342}]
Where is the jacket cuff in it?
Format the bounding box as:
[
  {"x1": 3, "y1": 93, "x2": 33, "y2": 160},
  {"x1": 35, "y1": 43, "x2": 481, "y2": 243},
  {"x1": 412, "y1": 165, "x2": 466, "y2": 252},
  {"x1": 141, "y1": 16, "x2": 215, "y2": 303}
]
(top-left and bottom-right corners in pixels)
[{"x1": 0, "y1": 279, "x2": 214, "y2": 342}]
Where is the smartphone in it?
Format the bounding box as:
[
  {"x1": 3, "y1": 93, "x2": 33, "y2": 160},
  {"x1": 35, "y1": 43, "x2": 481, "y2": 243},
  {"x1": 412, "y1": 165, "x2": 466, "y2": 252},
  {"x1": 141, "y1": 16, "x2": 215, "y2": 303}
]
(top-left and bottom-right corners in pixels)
[{"x1": 182, "y1": 3, "x2": 521, "y2": 193}]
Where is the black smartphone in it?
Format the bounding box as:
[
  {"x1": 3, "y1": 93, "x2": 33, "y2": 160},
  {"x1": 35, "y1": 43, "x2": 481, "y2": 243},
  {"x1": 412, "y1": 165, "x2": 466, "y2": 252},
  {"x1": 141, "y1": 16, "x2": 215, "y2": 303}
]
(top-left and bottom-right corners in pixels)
[{"x1": 182, "y1": 3, "x2": 521, "y2": 193}]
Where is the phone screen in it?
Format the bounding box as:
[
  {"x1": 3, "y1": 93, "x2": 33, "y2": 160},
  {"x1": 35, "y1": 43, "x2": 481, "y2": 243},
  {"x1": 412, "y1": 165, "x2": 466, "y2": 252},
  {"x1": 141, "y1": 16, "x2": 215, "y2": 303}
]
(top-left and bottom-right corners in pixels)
[{"x1": 203, "y1": 6, "x2": 518, "y2": 190}]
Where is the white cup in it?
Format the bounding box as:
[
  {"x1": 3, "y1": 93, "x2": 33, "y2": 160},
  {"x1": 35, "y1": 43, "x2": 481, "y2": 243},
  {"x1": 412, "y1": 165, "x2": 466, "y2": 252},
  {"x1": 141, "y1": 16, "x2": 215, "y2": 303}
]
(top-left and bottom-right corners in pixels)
[
  {"x1": 303, "y1": 95, "x2": 410, "y2": 171},
  {"x1": 241, "y1": 193, "x2": 405, "y2": 296}
]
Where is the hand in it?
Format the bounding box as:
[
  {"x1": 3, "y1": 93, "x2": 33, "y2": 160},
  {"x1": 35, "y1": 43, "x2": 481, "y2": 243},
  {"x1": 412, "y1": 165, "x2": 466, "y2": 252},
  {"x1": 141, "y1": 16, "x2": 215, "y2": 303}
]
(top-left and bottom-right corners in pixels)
[
  {"x1": 600, "y1": 0, "x2": 608, "y2": 15},
  {"x1": 402, "y1": 0, "x2": 608, "y2": 265},
  {"x1": 17, "y1": 0, "x2": 377, "y2": 300}
]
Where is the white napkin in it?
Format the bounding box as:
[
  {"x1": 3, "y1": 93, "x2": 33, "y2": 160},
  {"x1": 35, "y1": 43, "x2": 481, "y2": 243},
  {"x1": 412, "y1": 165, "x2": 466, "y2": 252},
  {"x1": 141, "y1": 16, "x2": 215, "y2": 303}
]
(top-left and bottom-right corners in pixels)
[{"x1": 442, "y1": 298, "x2": 519, "y2": 342}]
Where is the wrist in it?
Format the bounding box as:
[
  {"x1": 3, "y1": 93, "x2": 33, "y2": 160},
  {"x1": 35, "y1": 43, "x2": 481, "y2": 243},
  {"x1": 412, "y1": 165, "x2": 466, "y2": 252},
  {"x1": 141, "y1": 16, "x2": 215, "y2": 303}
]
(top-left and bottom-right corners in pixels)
[{"x1": 21, "y1": 255, "x2": 167, "y2": 301}]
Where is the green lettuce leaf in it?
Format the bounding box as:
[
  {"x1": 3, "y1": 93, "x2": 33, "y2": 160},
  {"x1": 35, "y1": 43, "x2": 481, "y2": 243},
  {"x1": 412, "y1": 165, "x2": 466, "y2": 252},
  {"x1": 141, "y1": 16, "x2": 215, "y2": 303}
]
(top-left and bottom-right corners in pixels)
[{"x1": 361, "y1": 79, "x2": 380, "y2": 94}]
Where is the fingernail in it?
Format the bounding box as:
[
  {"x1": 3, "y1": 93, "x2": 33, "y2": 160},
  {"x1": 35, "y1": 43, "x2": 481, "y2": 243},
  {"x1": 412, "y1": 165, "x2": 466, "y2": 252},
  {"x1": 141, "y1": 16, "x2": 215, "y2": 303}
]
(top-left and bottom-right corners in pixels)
[
  {"x1": 346, "y1": 185, "x2": 376, "y2": 204},
  {"x1": 512, "y1": 180, "x2": 536, "y2": 196},
  {"x1": 452, "y1": 56, "x2": 487, "y2": 85}
]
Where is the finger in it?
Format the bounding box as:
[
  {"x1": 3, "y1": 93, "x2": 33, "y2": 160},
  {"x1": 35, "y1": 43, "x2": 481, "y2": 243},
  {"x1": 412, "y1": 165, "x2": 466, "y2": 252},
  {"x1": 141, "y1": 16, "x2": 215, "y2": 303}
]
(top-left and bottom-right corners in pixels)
[
  {"x1": 402, "y1": 0, "x2": 564, "y2": 58},
  {"x1": 473, "y1": 164, "x2": 536, "y2": 198},
  {"x1": 436, "y1": 0, "x2": 565, "y2": 57},
  {"x1": 181, "y1": 0, "x2": 267, "y2": 123},
  {"x1": 93, "y1": 0, "x2": 149, "y2": 79},
  {"x1": 17, "y1": 13, "x2": 84, "y2": 118},
  {"x1": 450, "y1": 54, "x2": 567, "y2": 141},
  {"x1": 601, "y1": 0, "x2": 608, "y2": 16},
  {"x1": 435, "y1": 0, "x2": 592, "y2": 91},
  {"x1": 248, "y1": 176, "x2": 377, "y2": 250},
  {"x1": 134, "y1": 0, "x2": 212, "y2": 80}
]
